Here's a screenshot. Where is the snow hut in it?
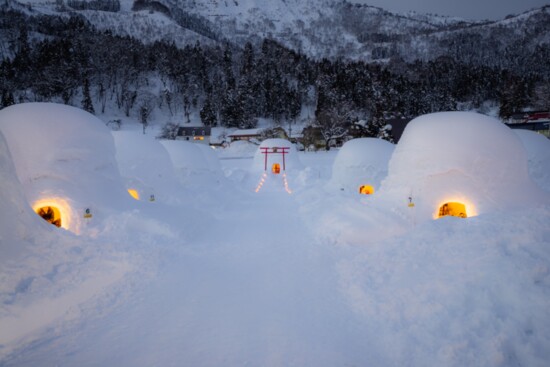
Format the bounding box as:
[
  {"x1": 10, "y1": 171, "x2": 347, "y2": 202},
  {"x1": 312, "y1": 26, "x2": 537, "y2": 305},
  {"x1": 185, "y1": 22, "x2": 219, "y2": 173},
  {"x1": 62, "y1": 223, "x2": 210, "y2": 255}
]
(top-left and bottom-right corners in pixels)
[
  {"x1": 112, "y1": 131, "x2": 181, "y2": 203},
  {"x1": 513, "y1": 130, "x2": 550, "y2": 193},
  {"x1": 160, "y1": 140, "x2": 222, "y2": 188},
  {"x1": 378, "y1": 112, "x2": 549, "y2": 221},
  {"x1": 252, "y1": 139, "x2": 303, "y2": 174},
  {"x1": 328, "y1": 138, "x2": 394, "y2": 194},
  {"x1": 0, "y1": 103, "x2": 130, "y2": 233},
  {"x1": 252, "y1": 139, "x2": 302, "y2": 193}
]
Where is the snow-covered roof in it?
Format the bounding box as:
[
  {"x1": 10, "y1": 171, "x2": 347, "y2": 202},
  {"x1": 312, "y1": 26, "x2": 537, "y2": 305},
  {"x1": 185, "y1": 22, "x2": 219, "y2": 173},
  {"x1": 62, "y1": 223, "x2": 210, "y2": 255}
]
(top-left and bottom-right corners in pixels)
[
  {"x1": 228, "y1": 128, "x2": 264, "y2": 137},
  {"x1": 0, "y1": 103, "x2": 131, "y2": 234},
  {"x1": 378, "y1": 112, "x2": 550, "y2": 220},
  {"x1": 513, "y1": 129, "x2": 550, "y2": 192},
  {"x1": 328, "y1": 138, "x2": 395, "y2": 193}
]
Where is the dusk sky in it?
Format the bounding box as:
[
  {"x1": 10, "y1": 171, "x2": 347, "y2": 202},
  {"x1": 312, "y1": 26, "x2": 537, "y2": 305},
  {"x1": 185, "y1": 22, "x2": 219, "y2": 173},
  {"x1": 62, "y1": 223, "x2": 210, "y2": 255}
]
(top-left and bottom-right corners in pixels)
[{"x1": 351, "y1": 0, "x2": 549, "y2": 20}]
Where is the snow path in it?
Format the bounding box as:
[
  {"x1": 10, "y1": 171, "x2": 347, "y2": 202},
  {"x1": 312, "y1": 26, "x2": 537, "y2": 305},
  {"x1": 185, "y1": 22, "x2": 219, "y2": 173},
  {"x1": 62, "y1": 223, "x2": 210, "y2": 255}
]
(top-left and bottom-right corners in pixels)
[{"x1": 3, "y1": 190, "x2": 371, "y2": 366}]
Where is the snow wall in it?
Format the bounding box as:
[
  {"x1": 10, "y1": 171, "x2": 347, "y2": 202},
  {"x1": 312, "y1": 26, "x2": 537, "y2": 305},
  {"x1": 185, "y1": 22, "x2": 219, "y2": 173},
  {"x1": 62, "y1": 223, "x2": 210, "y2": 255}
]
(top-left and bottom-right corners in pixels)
[
  {"x1": 328, "y1": 138, "x2": 394, "y2": 194},
  {"x1": 112, "y1": 131, "x2": 182, "y2": 203},
  {"x1": 0, "y1": 103, "x2": 132, "y2": 234},
  {"x1": 377, "y1": 111, "x2": 550, "y2": 221},
  {"x1": 513, "y1": 129, "x2": 550, "y2": 193},
  {"x1": 0, "y1": 129, "x2": 53, "y2": 260}
]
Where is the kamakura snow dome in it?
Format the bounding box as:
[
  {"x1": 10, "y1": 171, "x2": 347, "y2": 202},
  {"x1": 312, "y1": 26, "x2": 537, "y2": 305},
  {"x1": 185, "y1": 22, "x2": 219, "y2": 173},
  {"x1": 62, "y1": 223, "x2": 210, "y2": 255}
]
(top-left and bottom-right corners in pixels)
[
  {"x1": 378, "y1": 111, "x2": 549, "y2": 221},
  {"x1": 329, "y1": 138, "x2": 394, "y2": 194},
  {"x1": 0, "y1": 103, "x2": 131, "y2": 233},
  {"x1": 160, "y1": 140, "x2": 222, "y2": 188},
  {"x1": 252, "y1": 138, "x2": 303, "y2": 173},
  {"x1": 112, "y1": 131, "x2": 181, "y2": 203}
]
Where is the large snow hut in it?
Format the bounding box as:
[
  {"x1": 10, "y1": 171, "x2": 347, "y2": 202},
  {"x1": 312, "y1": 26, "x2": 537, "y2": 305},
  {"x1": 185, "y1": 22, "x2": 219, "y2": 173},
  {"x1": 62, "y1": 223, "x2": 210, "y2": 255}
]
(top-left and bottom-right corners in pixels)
[
  {"x1": 0, "y1": 103, "x2": 131, "y2": 233},
  {"x1": 377, "y1": 112, "x2": 549, "y2": 221}
]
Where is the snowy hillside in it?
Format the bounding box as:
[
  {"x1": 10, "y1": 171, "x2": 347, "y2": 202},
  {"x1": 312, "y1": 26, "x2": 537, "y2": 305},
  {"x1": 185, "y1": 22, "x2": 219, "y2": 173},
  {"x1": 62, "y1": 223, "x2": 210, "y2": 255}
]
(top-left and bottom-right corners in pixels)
[{"x1": 5, "y1": 0, "x2": 549, "y2": 61}]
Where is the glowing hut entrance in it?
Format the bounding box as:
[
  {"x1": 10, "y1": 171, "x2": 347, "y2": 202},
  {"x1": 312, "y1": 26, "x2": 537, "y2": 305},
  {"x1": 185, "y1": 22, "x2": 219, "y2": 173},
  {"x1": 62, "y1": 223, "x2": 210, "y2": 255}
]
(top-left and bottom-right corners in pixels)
[
  {"x1": 359, "y1": 185, "x2": 375, "y2": 195},
  {"x1": 438, "y1": 202, "x2": 467, "y2": 218},
  {"x1": 36, "y1": 206, "x2": 62, "y2": 227},
  {"x1": 272, "y1": 163, "x2": 281, "y2": 174},
  {"x1": 127, "y1": 188, "x2": 140, "y2": 200}
]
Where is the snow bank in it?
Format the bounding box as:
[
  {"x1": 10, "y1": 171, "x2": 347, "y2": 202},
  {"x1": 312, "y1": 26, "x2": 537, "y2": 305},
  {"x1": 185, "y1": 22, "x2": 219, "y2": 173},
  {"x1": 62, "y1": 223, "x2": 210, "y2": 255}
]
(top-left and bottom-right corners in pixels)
[
  {"x1": 337, "y1": 206, "x2": 550, "y2": 366},
  {"x1": 328, "y1": 138, "x2": 394, "y2": 194},
  {"x1": 0, "y1": 103, "x2": 132, "y2": 234},
  {"x1": 377, "y1": 112, "x2": 549, "y2": 221},
  {"x1": 112, "y1": 131, "x2": 181, "y2": 203},
  {"x1": 514, "y1": 130, "x2": 550, "y2": 192}
]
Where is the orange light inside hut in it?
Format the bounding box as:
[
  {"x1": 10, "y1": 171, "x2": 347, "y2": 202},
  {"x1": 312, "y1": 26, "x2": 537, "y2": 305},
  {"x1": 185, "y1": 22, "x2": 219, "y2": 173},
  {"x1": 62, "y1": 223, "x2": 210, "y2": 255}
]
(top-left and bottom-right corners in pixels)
[
  {"x1": 359, "y1": 185, "x2": 375, "y2": 195},
  {"x1": 438, "y1": 202, "x2": 468, "y2": 218},
  {"x1": 127, "y1": 188, "x2": 140, "y2": 200}
]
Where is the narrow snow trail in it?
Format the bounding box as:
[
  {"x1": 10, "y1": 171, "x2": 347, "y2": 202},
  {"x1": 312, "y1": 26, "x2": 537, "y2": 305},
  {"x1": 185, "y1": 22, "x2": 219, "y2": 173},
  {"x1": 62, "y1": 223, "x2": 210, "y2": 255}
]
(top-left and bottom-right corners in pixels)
[{"x1": 4, "y1": 188, "x2": 371, "y2": 366}]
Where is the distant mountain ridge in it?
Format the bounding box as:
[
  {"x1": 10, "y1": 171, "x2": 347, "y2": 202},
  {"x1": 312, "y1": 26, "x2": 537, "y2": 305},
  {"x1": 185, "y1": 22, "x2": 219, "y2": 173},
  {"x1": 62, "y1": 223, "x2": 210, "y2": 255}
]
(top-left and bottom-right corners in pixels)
[{"x1": 6, "y1": 0, "x2": 550, "y2": 65}]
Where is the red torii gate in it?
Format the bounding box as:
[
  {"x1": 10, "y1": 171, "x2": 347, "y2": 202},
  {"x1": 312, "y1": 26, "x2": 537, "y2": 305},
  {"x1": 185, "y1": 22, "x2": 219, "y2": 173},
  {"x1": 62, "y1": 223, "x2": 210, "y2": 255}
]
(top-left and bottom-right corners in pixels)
[{"x1": 260, "y1": 146, "x2": 290, "y2": 172}]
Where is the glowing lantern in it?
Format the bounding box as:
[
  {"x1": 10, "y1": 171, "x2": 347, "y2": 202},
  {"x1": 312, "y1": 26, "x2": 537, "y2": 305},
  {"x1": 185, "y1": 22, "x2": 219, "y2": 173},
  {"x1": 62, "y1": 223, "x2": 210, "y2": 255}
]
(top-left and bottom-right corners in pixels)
[
  {"x1": 438, "y1": 202, "x2": 467, "y2": 218},
  {"x1": 127, "y1": 188, "x2": 140, "y2": 200},
  {"x1": 272, "y1": 163, "x2": 281, "y2": 174},
  {"x1": 359, "y1": 185, "x2": 375, "y2": 195}
]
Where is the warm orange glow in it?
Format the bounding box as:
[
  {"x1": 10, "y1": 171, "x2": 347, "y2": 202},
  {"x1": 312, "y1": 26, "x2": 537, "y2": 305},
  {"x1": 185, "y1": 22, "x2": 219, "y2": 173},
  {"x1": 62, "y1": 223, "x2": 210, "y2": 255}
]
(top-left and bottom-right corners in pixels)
[
  {"x1": 272, "y1": 163, "x2": 281, "y2": 174},
  {"x1": 127, "y1": 188, "x2": 140, "y2": 200},
  {"x1": 193, "y1": 136, "x2": 204, "y2": 141},
  {"x1": 438, "y1": 202, "x2": 468, "y2": 218},
  {"x1": 36, "y1": 206, "x2": 62, "y2": 227},
  {"x1": 32, "y1": 198, "x2": 72, "y2": 230},
  {"x1": 359, "y1": 185, "x2": 375, "y2": 195}
]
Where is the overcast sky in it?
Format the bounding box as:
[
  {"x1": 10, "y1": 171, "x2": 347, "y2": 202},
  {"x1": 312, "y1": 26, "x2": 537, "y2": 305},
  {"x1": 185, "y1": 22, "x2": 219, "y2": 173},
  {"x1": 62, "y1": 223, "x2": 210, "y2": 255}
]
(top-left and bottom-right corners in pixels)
[{"x1": 350, "y1": 0, "x2": 548, "y2": 20}]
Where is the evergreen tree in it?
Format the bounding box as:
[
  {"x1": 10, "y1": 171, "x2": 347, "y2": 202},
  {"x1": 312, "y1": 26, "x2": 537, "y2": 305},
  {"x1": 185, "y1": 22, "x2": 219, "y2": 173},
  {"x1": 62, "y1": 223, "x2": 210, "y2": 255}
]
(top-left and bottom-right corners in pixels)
[
  {"x1": 81, "y1": 78, "x2": 95, "y2": 114},
  {"x1": 1, "y1": 90, "x2": 15, "y2": 108},
  {"x1": 200, "y1": 95, "x2": 217, "y2": 127}
]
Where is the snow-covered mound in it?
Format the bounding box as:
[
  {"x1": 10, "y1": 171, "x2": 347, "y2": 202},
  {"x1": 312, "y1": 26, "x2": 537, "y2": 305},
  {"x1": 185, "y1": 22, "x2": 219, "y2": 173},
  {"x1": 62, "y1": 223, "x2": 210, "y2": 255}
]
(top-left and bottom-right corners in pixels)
[
  {"x1": 218, "y1": 140, "x2": 258, "y2": 158},
  {"x1": 112, "y1": 131, "x2": 181, "y2": 203},
  {"x1": 160, "y1": 140, "x2": 222, "y2": 188},
  {"x1": 252, "y1": 138, "x2": 303, "y2": 173},
  {"x1": 514, "y1": 130, "x2": 550, "y2": 192},
  {"x1": 378, "y1": 112, "x2": 549, "y2": 221},
  {"x1": 328, "y1": 138, "x2": 394, "y2": 194},
  {"x1": 0, "y1": 103, "x2": 131, "y2": 234}
]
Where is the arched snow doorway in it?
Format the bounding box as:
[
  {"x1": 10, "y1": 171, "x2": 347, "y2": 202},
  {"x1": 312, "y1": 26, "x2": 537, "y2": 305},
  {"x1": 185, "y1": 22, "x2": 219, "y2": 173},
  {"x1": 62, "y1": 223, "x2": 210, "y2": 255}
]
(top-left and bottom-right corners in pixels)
[
  {"x1": 438, "y1": 202, "x2": 467, "y2": 218},
  {"x1": 272, "y1": 163, "x2": 281, "y2": 174},
  {"x1": 359, "y1": 185, "x2": 375, "y2": 195},
  {"x1": 36, "y1": 205, "x2": 62, "y2": 227}
]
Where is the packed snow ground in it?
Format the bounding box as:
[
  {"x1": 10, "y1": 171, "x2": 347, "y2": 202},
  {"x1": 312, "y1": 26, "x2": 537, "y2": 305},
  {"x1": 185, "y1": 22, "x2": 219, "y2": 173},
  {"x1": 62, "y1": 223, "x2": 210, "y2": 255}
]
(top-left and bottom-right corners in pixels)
[{"x1": 1, "y1": 110, "x2": 550, "y2": 366}]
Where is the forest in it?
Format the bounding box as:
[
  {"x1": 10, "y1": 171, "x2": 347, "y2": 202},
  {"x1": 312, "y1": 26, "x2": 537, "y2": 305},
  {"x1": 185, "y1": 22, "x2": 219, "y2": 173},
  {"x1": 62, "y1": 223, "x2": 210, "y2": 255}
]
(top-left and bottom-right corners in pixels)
[{"x1": 0, "y1": 9, "x2": 549, "y2": 142}]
